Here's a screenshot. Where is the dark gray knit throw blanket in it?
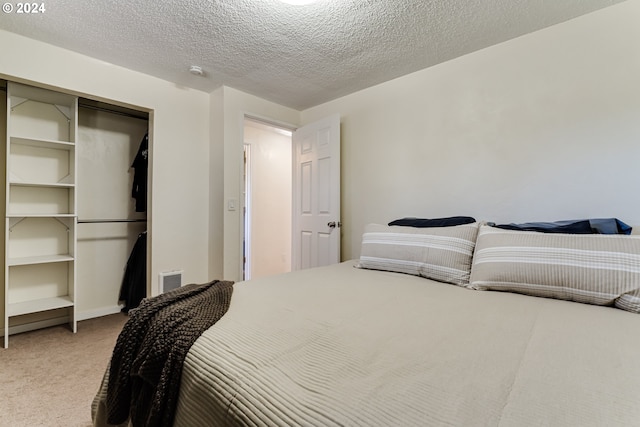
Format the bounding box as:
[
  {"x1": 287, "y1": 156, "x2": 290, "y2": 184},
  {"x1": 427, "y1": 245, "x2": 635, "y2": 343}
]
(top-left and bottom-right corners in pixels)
[{"x1": 106, "y1": 279, "x2": 234, "y2": 427}]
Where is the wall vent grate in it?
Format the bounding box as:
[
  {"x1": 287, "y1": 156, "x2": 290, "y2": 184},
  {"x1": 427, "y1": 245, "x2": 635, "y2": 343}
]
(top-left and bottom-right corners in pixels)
[{"x1": 159, "y1": 270, "x2": 183, "y2": 293}]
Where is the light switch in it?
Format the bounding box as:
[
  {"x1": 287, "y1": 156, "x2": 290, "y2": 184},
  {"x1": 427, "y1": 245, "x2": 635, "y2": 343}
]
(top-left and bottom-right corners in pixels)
[{"x1": 228, "y1": 198, "x2": 237, "y2": 211}]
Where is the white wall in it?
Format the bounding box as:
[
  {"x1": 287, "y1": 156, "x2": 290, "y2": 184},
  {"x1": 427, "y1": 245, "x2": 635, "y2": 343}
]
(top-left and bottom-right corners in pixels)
[
  {"x1": 209, "y1": 87, "x2": 225, "y2": 280},
  {"x1": 302, "y1": 0, "x2": 640, "y2": 261},
  {"x1": 0, "y1": 30, "x2": 211, "y2": 296},
  {"x1": 212, "y1": 87, "x2": 299, "y2": 281}
]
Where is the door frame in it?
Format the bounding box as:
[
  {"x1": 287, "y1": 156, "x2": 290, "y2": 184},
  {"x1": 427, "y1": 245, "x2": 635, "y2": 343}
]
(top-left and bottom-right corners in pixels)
[{"x1": 239, "y1": 113, "x2": 297, "y2": 280}]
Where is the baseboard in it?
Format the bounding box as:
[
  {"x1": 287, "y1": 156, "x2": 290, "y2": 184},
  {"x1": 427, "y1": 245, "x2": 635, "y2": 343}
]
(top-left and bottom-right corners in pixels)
[
  {"x1": 1, "y1": 305, "x2": 126, "y2": 338},
  {"x1": 76, "y1": 305, "x2": 124, "y2": 321},
  {"x1": 5, "y1": 316, "x2": 70, "y2": 337},
  {"x1": 0, "y1": 305, "x2": 123, "y2": 337}
]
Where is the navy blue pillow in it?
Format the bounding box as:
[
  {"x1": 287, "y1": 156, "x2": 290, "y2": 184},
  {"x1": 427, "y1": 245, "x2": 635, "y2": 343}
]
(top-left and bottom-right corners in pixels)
[
  {"x1": 388, "y1": 216, "x2": 476, "y2": 228},
  {"x1": 490, "y1": 218, "x2": 632, "y2": 235}
]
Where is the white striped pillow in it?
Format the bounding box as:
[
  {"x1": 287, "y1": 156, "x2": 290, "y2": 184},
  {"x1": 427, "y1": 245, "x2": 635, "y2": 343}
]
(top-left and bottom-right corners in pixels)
[
  {"x1": 357, "y1": 223, "x2": 479, "y2": 286},
  {"x1": 469, "y1": 225, "x2": 640, "y2": 313}
]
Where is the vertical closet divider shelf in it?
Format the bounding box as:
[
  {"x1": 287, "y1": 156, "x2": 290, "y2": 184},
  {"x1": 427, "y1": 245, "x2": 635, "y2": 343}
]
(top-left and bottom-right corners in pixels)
[{"x1": 4, "y1": 82, "x2": 78, "y2": 348}]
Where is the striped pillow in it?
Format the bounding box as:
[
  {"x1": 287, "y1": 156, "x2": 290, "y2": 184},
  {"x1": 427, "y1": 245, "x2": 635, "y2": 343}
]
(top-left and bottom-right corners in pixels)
[
  {"x1": 357, "y1": 222, "x2": 479, "y2": 286},
  {"x1": 469, "y1": 225, "x2": 640, "y2": 313}
]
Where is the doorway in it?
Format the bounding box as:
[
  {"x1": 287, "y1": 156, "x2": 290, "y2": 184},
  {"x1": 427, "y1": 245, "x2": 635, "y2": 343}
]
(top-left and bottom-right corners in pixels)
[{"x1": 243, "y1": 118, "x2": 293, "y2": 280}]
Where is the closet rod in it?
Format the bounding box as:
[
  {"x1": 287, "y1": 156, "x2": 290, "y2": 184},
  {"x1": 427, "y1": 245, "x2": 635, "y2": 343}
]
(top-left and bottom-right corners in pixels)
[{"x1": 78, "y1": 219, "x2": 147, "y2": 224}]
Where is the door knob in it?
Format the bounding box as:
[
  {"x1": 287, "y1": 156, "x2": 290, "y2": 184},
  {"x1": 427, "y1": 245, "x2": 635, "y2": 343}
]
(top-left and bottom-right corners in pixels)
[{"x1": 327, "y1": 221, "x2": 341, "y2": 228}]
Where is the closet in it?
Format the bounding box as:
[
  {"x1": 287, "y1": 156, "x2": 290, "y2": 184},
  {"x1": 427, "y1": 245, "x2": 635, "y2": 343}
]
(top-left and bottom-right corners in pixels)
[
  {"x1": 2, "y1": 80, "x2": 149, "y2": 347},
  {"x1": 76, "y1": 99, "x2": 148, "y2": 318}
]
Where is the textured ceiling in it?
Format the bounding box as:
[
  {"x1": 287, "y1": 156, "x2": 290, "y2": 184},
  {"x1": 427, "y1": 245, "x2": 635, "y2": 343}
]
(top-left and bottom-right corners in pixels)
[{"x1": 0, "y1": 0, "x2": 627, "y2": 109}]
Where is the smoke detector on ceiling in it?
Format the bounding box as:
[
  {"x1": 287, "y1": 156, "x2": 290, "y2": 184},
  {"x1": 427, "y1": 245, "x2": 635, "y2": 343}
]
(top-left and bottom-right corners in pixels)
[{"x1": 189, "y1": 65, "x2": 204, "y2": 76}]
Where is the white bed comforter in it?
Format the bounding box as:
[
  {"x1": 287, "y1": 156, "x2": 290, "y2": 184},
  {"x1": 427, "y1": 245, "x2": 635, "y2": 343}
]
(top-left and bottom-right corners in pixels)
[{"x1": 171, "y1": 261, "x2": 640, "y2": 426}]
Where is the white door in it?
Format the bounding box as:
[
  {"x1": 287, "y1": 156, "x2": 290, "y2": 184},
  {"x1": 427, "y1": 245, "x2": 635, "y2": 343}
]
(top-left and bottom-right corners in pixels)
[{"x1": 292, "y1": 114, "x2": 341, "y2": 270}]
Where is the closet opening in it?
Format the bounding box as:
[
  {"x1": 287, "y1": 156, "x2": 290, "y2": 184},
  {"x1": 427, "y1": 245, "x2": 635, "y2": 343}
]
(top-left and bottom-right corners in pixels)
[
  {"x1": 76, "y1": 97, "x2": 150, "y2": 318},
  {"x1": 242, "y1": 117, "x2": 293, "y2": 280}
]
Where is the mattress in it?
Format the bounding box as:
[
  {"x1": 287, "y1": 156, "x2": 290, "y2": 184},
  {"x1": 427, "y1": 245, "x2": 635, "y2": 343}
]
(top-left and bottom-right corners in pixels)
[{"x1": 168, "y1": 260, "x2": 640, "y2": 426}]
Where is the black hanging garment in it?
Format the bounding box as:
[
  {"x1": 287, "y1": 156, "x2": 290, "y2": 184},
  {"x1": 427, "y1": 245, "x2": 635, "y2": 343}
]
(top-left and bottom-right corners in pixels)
[
  {"x1": 119, "y1": 231, "x2": 147, "y2": 313},
  {"x1": 132, "y1": 133, "x2": 148, "y2": 212}
]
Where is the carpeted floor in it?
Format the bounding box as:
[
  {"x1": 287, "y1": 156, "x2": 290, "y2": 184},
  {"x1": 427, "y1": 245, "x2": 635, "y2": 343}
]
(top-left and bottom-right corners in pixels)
[{"x1": 0, "y1": 313, "x2": 128, "y2": 427}]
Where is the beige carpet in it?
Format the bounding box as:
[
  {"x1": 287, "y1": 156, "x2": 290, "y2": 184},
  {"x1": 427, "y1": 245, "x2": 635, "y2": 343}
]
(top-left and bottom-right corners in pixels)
[{"x1": 0, "y1": 313, "x2": 128, "y2": 427}]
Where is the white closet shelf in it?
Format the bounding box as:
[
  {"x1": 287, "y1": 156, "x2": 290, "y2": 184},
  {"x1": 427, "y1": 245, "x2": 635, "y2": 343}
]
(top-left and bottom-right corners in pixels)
[
  {"x1": 8, "y1": 254, "x2": 74, "y2": 267},
  {"x1": 10, "y1": 136, "x2": 75, "y2": 149},
  {"x1": 8, "y1": 296, "x2": 74, "y2": 317},
  {"x1": 9, "y1": 181, "x2": 75, "y2": 188},
  {"x1": 10, "y1": 83, "x2": 76, "y2": 106},
  {"x1": 7, "y1": 213, "x2": 76, "y2": 218}
]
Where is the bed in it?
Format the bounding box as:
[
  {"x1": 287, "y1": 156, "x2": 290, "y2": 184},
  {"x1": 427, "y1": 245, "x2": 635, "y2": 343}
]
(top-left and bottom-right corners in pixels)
[{"x1": 93, "y1": 222, "x2": 640, "y2": 426}]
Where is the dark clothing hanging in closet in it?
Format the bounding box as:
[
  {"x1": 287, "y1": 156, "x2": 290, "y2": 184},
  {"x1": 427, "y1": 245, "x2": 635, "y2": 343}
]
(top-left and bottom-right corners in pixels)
[
  {"x1": 119, "y1": 231, "x2": 147, "y2": 313},
  {"x1": 132, "y1": 133, "x2": 148, "y2": 212}
]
